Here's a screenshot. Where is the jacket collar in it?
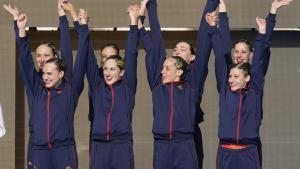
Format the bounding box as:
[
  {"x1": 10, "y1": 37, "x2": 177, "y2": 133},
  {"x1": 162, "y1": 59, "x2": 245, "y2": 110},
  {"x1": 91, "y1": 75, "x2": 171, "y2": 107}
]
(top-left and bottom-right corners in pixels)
[
  {"x1": 43, "y1": 80, "x2": 65, "y2": 92},
  {"x1": 104, "y1": 78, "x2": 123, "y2": 88},
  {"x1": 162, "y1": 81, "x2": 184, "y2": 86}
]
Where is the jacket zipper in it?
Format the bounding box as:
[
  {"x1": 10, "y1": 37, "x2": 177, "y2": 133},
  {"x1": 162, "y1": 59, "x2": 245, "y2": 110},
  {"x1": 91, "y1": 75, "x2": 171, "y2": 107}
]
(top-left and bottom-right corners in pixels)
[
  {"x1": 106, "y1": 85, "x2": 115, "y2": 140},
  {"x1": 169, "y1": 82, "x2": 174, "y2": 140},
  {"x1": 47, "y1": 91, "x2": 52, "y2": 148},
  {"x1": 236, "y1": 90, "x2": 243, "y2": 145}
]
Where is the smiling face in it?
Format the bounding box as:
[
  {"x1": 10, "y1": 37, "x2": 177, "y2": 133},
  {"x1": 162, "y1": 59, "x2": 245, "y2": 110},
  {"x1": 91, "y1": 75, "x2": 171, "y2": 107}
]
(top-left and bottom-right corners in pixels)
[
  {"x1": 42, "y1": 62, "x2": 64, "y2": 88},
  {"x1": 233, "y1": 42, "x2": 253, "y2": 64},
  {"x1": 228, "y1": 67, "x2": 250, "y2": 92},
  {"x1": 35, "y1": 44, "x2": 55, "y2": 69},
  {"x1": 103, "y1": 58, "x2": 124, "y2": 85},
  {"x1": 172, "y1": 42, "x2": 195, "y2": 64},
  {"x1": 161, "y1": 57, "x2": 183, "y2": 84},
  {"x1": 99, "y1": 46, "x2": 118, "y2": 66}
]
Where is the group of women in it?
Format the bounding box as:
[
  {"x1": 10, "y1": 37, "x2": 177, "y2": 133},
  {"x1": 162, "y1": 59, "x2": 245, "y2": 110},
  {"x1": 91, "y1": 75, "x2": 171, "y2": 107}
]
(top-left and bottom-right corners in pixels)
[{"x1": 3, "y1": 0, "x2": 293, "y2": 168}]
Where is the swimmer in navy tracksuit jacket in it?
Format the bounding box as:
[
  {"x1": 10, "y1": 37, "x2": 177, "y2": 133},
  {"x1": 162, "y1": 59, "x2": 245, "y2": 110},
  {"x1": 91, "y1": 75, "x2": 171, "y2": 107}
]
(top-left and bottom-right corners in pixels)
[
  {"x1": 139, "y1": 3, "x2": 212, "y2": 169},
  {"x1": 212, "y1": 11, "x2": 274, "y2": 169},
  {"x1": 16, "y1": 11, "x2": 89, "y2": 169},
  {"x1": 86, "y1": 6, "x2": 139, "y2": 169},
  {"x1": 207, "y1": 2, "x2": 281, "y2": 168},
  {"x1": 206, "y1": 0, "x2": 293, "y2": 168},
  {"x1": 60, "y1": 2, "x2": 121, "y2": 156},
  {"x1": 211, "y1": 29, "x2": 268, "y2": 169},
  {"x1": 4, "y1": 3, "x2": 75, "y2": 168},
  {"x1": 138, "y1": 0, "x2": 218, "y2": 168}
]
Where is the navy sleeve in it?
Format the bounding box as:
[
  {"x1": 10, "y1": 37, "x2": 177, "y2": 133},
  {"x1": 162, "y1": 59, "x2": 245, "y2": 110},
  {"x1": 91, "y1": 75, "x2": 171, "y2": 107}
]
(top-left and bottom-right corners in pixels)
[
  {"x1": 88, "y1": 90, "x2": 94, "y2": 122},
  {"x1": 73, "y1": 21, "x2": 80, "y2": 36},
  {"x1": 86, "y1": 32, "x2": 101, "y2": 94},
  {"x1": 218, "y1": 12, "x2": 233, "y2": 66},
  {"x1": 191, "y1": 0, "x2": 219, "y2": 93},
  {"x1": 59, "y1": 15, "x2": 73, "y2": 82},
  {"x1": 265, "y1": 13, "x2": 276, "y2": 43},
  {"x1": 73, "y1": 21, "x2": 100, "y2": 79},
  {"x1": 251, "y1": 33, "x2": 269, "y2": 93},
  {"x1": 147, "y1": 0, "x2": 166, "y2": 55},
  {"x1": 14, "y1": 20, "x2": 20, "y2": 43},
  {"x1": 259, "y1": 13, "x2": 276, "y2": 75},
  {"x1": 138, "y1": 15, "x2": 146, "y2": 38},
  {"x1": 71, "y1": 24, "x2": 90, "y2": 98},
  {"x1": 17, "y1": 36, "x2": 40, "y2": 96},
  {"x1": 191, "y1": 28, "x2": 212, "y2": 92},
  {"x1": 73, "y1": 20, "x2": 95, "y2": 121},
  {"x1": 211, "y1": 29, "x2": 228, "y2": 94},
  {"x1": 139, "y1": 27, "x2": 164, "y2": 89},
  {"x1": 124, "y1": 25, "x2": 139, "y2": 93},
  {"x1": 197, "y1": 0, "x2": 220, "y2": 39}
]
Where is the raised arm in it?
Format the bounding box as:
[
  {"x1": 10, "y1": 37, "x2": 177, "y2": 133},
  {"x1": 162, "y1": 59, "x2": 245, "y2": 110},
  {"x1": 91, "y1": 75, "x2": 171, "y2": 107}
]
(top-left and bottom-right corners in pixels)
[
  {"x1": 16, "y1": 14, "x2": 40, "y2": 95},
  {"x1": 218, "y1": 0, "x2": 233, "y2": 66},
  {"x1": 62, "y1": 1, "x2": 99, "y2": 82},
  {"x1": 191, "y1": 0, "x2": 219, "y2": 93},
  {"x1": 197, "y1": 0, "x2": 220, "y2": 42},
  {"x1": 267, "y1": 0, "x2": 294, "y2": 39},
  {"x1": 85, "y1": 21, "x2": 101, "y2": 93},
  {"x1": 124, "y1": 5, "x2": 140, "y2": 93},
  {"x1": 71, "y1": 9, "x2": 90, "y2": 98},
  {"x1": 207, "y1": 12, "x2": 229, "y2": 94},
  {"x1": 139, "y1": 26, "x2": 163, "y2": 89},
  {"x1": 146, "y1": 0, "x2": 166, "y2": 55},
  {"x1": 250, "y1": 24, "x2": 268, "y2": 92},
  {"x1": 61, "y1": 1, "x2": 80, "y2": 34},
  {"x1": 3, "y1": 4, "x2": 20, "y2": 43},
  {"x1": 211, "y1": 30, "x2": 229, "y2": 94},
  {"x1": 58, "y1": 0, "x2": 73, "y2": 81},
  {"x1": 254, "y1": 16, "x2": 271, "y2": 77},
  {"x1": 260, "y1": 0, "x2": 294, "y2": 75},
  {"x1": 138, "y1": 11, "x2": 164, "y2": 89}
]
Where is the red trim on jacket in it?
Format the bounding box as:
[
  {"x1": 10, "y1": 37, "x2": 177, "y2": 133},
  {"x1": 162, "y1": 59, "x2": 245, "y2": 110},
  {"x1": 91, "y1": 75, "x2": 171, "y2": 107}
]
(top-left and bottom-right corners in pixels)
[
  {"x1": 106, "y1": 85, "x2": 115, "y2": 140},
  {"x1": 236, "y1": 90, "x2": 243, "y2": 145},
  {"x1": 169, "y1": 82, "x2": 174, "y2": 140},
  {"x1": 47, "y1": 91, "x2": 52, "y2": 148}
]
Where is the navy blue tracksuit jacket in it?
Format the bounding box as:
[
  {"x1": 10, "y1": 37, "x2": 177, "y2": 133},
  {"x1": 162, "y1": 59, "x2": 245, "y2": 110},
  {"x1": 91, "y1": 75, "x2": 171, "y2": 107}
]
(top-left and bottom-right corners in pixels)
[
  {"x1": 140, "y1": 0, "x2": 218, "y2": 125},
  {"x1": 86, "y1": 25, "x2": 138, "y2": 141},
  {"x1": 213, "y1": 11, "x2": 276, "y2": 167},
  {"x1": 139, "y1": 23, "x2": 211, "y2": 141},
  {"x1": 212, "y1": 27, "x2": 270, "y2": 145},
  {"x1": 14, "y1": 15, "x2": 74, "y2": 136},
  {"x1": 17, "y1": 24, "x2": 89, "y2": 149}
]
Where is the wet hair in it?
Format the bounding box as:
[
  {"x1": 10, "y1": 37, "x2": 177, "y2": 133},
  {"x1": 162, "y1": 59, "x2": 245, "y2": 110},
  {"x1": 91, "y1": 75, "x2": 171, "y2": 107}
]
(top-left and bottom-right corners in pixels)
[
  {"x1": 229, "y1": 62, "x2": 251, "y2": 77},
  {"x1": 170, "y1": 56, "x2": 188, "y2": 73},
  {"x1": 38, "y1": 42, "x2": 60, "y2": 58},
  {"x1": 234, "y1": 39, "x2": 253, "y2": 52},
  {"x1": 100, "y1": 43, "x2": 120, "y2": 55},
  {"x1": 45, "y1": 58, "x2": 66, "y2": 72},
  {"x1": 104, "y1": 55, "x2": 125, "y2": 70}
]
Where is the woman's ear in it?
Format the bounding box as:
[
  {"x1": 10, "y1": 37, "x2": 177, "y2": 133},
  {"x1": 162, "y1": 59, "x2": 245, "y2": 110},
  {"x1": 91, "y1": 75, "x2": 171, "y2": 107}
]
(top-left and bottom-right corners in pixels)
[
  {"x1": 120, "y1": 69, "x2": 125, "y2": 76},
  {"x1": 189, "y1": 54, "x2": 196, "y2": 62},
  {"x1": 176, "y1": 69, "x2": 184, "y2": 77},
  {"x1": 245, "y1": 74, "x2": 251, "y2": 83},
  {"x1": 59, "y1": 71, "x2": 64, "y2": 79}
]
